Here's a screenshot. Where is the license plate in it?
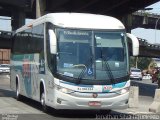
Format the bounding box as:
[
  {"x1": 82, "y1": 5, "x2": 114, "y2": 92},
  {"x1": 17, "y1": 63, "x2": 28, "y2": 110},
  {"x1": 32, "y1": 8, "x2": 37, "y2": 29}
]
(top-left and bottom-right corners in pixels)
[{"x1": 88, "y1": 101, "x2": 101, "y2": 106}]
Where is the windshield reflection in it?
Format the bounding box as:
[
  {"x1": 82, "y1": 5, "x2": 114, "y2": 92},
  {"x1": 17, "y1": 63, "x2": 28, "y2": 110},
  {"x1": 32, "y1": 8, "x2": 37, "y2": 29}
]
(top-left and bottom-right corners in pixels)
[{"x1": 55, "y1": 28, "x2": 128, "y2": 81}]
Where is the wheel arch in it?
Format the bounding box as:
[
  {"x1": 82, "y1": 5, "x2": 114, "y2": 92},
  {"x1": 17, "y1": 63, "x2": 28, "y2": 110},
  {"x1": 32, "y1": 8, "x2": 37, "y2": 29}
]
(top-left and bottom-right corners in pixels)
[
  {"x1": 15, "y1": 74, "x2": 20, "y2": 90},
  {"x1": 40, "y1": 79, "x2": 46, "y2": 101}
]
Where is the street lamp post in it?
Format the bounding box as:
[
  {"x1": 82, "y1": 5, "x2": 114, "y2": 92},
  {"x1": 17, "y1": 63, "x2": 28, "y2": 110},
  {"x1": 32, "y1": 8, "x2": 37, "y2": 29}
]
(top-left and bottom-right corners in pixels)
[{"x1": 155, "y1": 17, "x2": 160, "y2": 43}]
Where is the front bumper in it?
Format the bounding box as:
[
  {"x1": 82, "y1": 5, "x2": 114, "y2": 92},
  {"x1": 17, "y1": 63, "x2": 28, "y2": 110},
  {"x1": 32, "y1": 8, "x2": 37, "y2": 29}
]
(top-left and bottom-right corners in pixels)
[{"x1": 51, "y1": 89, "x2": 129, "y2": 110}]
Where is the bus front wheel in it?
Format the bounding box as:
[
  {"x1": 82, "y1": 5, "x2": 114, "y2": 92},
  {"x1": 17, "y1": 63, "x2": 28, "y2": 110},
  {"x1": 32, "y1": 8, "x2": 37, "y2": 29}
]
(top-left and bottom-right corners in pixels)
[
  {"x1": 16, "y1": 82, "x2": 22, "y2": 101},
  {"x1": 40, "y1": 92, "x2": 49, "y2": 112}
]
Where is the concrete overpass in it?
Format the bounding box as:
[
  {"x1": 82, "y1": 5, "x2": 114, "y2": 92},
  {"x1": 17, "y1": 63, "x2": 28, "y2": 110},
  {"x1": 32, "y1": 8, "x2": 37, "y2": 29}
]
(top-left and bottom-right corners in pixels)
[
  {"x1": 0, "y1": 0, "x2": 159, "y2": 30},
  {"x1": 132, "y1": 12, "x2": 160, "y2": 30},
  {"x1": 0, "y1": 0, "x2": 159, "y2": 17},
  {"x1": 0, "y1": 30, "x2": 160, "y2": 58},
  {"x1": 0, "y1": 31, "x2": 12, "y2": 49},
  {"x1": 133, "y1": 38, "x2": 160, "y2": 58}
]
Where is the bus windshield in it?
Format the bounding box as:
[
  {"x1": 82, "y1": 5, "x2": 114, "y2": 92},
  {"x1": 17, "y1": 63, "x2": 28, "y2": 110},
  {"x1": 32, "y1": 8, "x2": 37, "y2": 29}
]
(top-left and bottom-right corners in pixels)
[{"x1": 51, "y1": 28, "x2": 128, "y2": 83}]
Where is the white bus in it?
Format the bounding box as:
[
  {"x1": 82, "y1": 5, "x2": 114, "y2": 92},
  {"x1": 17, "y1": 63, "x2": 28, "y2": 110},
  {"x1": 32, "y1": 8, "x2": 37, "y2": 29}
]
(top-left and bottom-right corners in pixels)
[{"x1": 10, "y1": 13, "x2": 139, "y2": 112}]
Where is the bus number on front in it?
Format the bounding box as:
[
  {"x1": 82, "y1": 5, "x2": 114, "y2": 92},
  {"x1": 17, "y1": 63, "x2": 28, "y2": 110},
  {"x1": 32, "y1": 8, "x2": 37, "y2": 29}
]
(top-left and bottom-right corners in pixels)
[{"x1": 78, "y1": 87, "x2": 93, "y2": 91}]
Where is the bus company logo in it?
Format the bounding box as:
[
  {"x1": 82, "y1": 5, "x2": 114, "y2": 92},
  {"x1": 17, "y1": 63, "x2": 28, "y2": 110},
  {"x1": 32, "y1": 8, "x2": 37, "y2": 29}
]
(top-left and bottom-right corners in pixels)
[
  {"x1": 103, "y1": 85, "x2": 112, "y2": 92},
  {"x1": 92, "y1": 93, "x2": 98, "y2": 98},
  {"x1": 22, "y1": 59, "x2": 31, "y2": 78}
]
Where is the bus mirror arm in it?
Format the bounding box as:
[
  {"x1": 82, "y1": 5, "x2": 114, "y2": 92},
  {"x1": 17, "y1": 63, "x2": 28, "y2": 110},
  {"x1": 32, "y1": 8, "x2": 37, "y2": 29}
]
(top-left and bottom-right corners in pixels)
[
  {"x1": 126, "y1": 33, "x2": 139, "y2": 56},
  {"x1": 49, "y1": 29, "x2": 57, "y2": 54}
]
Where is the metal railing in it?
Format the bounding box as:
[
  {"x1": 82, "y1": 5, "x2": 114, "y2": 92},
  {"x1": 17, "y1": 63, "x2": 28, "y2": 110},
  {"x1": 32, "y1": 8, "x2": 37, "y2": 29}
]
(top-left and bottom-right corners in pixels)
[{"x1": 133, "y1": 11, "x2": 160, "y2": 18}]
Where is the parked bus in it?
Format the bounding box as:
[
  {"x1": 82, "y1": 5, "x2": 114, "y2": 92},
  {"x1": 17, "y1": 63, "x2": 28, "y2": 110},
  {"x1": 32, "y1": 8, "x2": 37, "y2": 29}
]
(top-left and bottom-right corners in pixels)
[{"x1": 10, "y1": 13, "x2": 139, "y2": 112}]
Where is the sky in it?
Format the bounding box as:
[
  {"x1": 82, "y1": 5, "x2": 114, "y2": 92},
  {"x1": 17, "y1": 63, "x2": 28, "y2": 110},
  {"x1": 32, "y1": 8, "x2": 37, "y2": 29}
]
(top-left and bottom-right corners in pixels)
[{"x1": 0, "y1": 1, "x2": 160, "y2": 44}]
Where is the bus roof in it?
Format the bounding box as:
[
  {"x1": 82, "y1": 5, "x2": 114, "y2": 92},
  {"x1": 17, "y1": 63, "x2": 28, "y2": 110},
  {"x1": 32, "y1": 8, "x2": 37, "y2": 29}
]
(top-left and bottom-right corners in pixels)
[{"x1": 16, "y1": 13, "x2": 125, "y2": 32}]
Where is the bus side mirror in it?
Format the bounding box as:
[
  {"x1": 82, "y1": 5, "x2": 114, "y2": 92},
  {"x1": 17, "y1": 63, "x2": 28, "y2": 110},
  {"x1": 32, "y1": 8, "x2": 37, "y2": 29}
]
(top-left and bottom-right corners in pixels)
[
  {"x1": 48, "y1": 29, "x2": 57, "y2": 54},
  {"x1": 126, "y1": 33, "x2": 139, "y2": 56}
]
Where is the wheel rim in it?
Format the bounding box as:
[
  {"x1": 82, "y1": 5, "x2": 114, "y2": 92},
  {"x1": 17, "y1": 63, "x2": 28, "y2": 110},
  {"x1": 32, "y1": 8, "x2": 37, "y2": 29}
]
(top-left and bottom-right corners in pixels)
[
  {"x1": 41, "y1": 93, "x2": 45, "y2": 106},
  {"x1": 16, "y1": 85, "x2": 19, "y2": 97}
]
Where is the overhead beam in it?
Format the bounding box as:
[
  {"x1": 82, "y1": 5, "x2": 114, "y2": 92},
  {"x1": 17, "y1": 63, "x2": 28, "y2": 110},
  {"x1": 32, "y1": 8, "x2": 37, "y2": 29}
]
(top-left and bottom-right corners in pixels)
[
  {"x1": 101, "y1": 0, "x2": 130, "y2": 14},
  {"x1": 0, "y1": 0, "x2": 26, "y2": 8},
  {"x1": 75, "y1": 0, "x2": 99, "y2": 11}
]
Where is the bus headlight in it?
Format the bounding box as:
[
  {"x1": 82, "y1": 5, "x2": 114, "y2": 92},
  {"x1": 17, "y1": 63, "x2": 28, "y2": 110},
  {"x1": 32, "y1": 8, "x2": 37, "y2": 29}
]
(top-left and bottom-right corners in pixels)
[
  {"x1": 121, "y1": 88, "x2": 128, "y2": 94},
  {"x1": 116, "y1": 87, "x2": 130, "y2": 95},
  {"x1": 55, "y1": 85, "x2": 74, "y2": 94},
  {"x1": 60, "y1": 88, "x2": 73, "y2": 93}
]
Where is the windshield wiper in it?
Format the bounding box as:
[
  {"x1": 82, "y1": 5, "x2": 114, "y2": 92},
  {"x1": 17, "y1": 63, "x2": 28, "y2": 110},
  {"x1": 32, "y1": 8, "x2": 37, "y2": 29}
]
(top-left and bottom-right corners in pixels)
[
  {"x1": 100, "y1": 47, "x2": 115, "y2": 84},
  {"x1": 76, "y1": 56, "x2": 93, "y2": 84}
]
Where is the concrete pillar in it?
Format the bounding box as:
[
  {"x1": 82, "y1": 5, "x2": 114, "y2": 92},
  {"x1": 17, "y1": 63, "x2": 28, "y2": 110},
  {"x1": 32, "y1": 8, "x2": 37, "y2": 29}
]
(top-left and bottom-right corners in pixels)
[
  {"x1": 121, "y1": 14, "x2": 132, "y2": 33},
  {"x1": 149, "y1": 89, "x2": 160, "y2": 113},
  {"x1": 128, "y1": 86, "x2": 139, "y2": 108},
  {"x1": 36, "y1": 0, "x2": 46, "y2": 18},
  {"x1": 11, "y1": 9, "x2": 25, "y2": 31}
]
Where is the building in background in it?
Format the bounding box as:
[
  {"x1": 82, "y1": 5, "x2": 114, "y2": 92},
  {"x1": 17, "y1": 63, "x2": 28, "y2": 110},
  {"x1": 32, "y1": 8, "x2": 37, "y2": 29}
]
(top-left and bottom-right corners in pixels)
[{"x1": 0, "y1": 49, "x2": 10, "y2": 64}]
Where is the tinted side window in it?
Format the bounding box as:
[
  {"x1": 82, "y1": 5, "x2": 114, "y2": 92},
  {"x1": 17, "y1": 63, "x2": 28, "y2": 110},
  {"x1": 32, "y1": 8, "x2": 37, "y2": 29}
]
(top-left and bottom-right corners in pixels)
[
  {"x1": 13, "y1": 24, "x2": 44, "y2": 54},
  {"x1": 13, "y1": 28, "x2": 32, "y2": 54},
  {"x1": 31, "y1": 24, "x2": 44, "y2": 53}
]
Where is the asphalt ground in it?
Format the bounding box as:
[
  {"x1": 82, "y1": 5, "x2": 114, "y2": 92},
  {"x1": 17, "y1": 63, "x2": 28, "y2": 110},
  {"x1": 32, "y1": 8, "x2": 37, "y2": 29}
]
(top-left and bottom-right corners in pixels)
[{"x1": 0, "y1": 74, "x2": 159, "y2": 120}]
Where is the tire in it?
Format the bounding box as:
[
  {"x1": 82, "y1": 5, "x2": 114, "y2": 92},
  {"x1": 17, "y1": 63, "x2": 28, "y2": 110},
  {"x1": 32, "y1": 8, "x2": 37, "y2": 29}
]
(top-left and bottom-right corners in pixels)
[
  {"x1": 40, "y1": 92, "x2": 49, "y2": 112},
  {"x1": 16, "y1": 82, "x2": 22, "y2": 101}
]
